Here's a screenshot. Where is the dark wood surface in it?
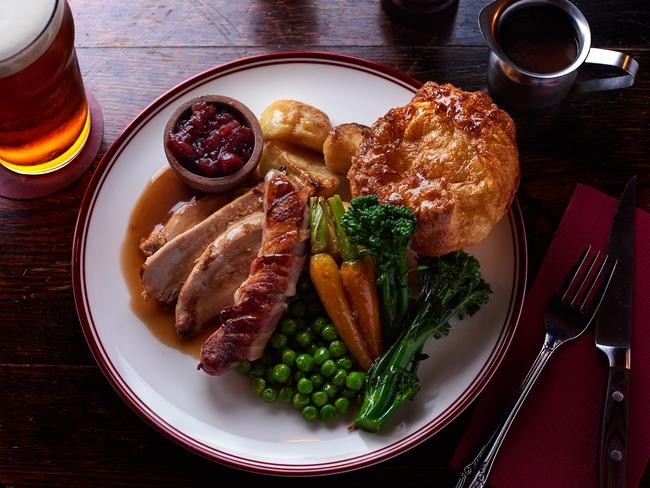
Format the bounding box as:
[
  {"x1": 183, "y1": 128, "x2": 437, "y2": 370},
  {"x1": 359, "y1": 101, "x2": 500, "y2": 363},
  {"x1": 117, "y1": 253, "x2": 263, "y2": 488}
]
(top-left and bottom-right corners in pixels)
[{"x1": 1, "y1": 0, "x2": 648, "y2": 486}]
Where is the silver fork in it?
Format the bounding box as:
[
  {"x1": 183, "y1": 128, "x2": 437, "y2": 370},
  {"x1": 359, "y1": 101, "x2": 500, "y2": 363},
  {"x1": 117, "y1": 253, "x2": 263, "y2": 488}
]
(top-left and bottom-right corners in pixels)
[{"x1": 456, "y1": 246, "x2": 618, "y2": 488}]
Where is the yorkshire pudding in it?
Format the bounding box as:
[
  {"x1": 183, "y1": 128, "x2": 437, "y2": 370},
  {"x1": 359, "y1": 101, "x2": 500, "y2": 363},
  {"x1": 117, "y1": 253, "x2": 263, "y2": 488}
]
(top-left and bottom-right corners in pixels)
[{"x1": 348, "y1": 82, "x2": 519, "y2": 256}]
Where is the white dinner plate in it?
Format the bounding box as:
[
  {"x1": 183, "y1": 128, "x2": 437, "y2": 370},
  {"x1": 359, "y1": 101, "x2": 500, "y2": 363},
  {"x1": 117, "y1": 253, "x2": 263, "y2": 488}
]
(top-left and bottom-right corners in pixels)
[{"x1": 73, "y1": 52, "x2": 527, "y2": 475}]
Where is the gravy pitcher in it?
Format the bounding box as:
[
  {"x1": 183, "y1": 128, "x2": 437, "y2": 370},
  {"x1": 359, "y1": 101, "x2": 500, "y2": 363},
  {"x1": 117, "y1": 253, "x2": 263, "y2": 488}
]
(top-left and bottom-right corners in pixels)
[{"x1": 479, "y1": 0, "x2": 639, "y2": 110}]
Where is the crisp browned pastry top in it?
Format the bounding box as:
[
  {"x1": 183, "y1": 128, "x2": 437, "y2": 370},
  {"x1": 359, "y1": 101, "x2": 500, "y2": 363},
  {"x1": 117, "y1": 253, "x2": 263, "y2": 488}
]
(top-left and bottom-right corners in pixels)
[{"x1": 348, "y1": 81, "x2": 520, "y2": 256}]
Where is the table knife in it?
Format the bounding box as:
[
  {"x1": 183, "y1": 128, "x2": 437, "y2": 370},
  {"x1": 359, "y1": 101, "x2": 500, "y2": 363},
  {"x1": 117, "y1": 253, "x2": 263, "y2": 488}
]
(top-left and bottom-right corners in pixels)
[{"x1": 596, "y1": 175, "x2": 637, "y2": 488}]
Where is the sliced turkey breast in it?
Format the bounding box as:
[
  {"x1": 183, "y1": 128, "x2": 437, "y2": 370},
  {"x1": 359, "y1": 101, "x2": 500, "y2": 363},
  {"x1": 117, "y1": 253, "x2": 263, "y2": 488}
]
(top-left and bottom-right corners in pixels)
[
  {"x1": 175, "y1": 212, "x2": 263, "y2": 338},
  {"x1": 139, "y1": 194, "x2": 229, "y2": 257},
  {"x1": 141, "y1": 185, "x2": 263, "y2": 303}
]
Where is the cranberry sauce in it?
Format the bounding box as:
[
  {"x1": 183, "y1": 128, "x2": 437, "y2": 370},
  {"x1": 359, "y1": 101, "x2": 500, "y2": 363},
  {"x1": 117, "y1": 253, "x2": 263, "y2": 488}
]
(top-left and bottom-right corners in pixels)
[{"x1": 167, "y1": 101, "x2": 254, "y2": 177}]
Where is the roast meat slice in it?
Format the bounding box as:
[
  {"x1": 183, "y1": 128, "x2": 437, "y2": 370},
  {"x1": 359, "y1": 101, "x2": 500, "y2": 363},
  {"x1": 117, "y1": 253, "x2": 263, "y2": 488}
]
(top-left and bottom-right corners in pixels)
[
  {"x1": 175, "y1": 212, "x2": 263, "y2": 338},
  {"x1": 141, "y1": 185, "x2": 263, "y2": 303},
  {"x1": 139, "y1": 194, "x2": 229, "y2": 257},
  {"x1": 198, "y1": 170, "x2": 311, "y2": 375}
]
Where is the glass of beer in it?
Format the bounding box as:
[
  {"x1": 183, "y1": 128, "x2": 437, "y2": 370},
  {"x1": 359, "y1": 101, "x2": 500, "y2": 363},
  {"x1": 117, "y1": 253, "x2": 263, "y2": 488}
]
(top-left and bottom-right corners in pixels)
[{"x1": 0, "y1": 0, "x2": 90, "y2": 175}]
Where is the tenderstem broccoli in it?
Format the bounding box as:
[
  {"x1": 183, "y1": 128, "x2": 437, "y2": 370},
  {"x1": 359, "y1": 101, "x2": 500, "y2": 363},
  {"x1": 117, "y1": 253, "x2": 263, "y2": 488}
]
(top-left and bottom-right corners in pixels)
[{"x1": 354, "y1": 251, "x2": 492, "y2": 433}]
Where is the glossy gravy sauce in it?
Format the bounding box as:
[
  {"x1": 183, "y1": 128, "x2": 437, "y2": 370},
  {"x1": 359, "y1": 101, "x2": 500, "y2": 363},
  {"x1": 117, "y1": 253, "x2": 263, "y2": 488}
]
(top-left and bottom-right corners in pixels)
[
  {"x1": 120, "y1": 167, "x2": 216, "y2": 358},
  {"x1": 498, "y1": 5, "x2": 578, "y2": 74}
]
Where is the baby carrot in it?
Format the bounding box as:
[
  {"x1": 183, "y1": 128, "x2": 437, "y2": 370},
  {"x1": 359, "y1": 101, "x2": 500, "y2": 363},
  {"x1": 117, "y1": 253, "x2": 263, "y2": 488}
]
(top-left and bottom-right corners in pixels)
[
  {"x1": 327, "y1": 195, "x2": 383, "y2": 361},
  {"x1": 310, "y1": 253, "x2": 372, "y2": 371},
  {"x1": 340, "y1": 257, "x2": 383, "y2": 360}
]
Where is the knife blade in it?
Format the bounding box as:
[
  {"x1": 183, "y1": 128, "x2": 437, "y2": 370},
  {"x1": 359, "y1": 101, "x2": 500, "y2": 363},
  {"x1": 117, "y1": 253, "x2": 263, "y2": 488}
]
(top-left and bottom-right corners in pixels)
[{"x1": 596, "y1": 175, "x2": 636, "y2": 488}]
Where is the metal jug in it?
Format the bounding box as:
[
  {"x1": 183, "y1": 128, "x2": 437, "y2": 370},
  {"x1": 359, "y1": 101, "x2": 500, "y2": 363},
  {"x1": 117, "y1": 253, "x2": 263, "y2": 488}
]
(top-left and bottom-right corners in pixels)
[{"x1": 479, "y1": 0, "x2": 638, "y2": 110}]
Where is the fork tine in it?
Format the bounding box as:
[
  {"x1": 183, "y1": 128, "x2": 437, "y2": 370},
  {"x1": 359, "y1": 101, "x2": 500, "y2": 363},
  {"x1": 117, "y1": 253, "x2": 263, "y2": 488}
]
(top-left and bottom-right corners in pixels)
[
  {"x1": 578, "y1": 254, "x2": 610, "y2": 311},
  {"x1": 569, "y1": 249, "x2": 601, "y2": 307},
  {"x1": 581, "y1": 257, "x2": 618, "y2": 314},
  {"x1": 559, "y1": 245, "x2": 592, "y2": 301}
]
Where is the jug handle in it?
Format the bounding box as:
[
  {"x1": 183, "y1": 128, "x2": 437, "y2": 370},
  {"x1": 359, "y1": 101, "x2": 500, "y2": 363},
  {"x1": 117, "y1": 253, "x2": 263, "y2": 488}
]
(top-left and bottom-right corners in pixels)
[{"x1": 574, "y1": 48, "x2": 639, "y2": 93}]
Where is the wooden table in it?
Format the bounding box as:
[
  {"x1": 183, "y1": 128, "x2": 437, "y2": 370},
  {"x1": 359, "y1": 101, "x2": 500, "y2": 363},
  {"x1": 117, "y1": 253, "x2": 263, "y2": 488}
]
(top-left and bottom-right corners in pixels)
[{"x1": 1, "y1": 0, "x2": 648, "y2": 486}]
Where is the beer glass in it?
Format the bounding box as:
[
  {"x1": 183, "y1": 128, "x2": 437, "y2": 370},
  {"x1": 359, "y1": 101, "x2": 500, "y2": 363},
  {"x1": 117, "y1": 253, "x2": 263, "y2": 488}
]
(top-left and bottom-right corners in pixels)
[{"x1": 0, "y1": 0, "x2": 90, "y2": 175}]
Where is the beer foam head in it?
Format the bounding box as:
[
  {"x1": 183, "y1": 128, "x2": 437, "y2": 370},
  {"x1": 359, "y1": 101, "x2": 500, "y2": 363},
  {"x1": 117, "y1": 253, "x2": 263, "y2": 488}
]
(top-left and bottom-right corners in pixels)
[{"x1": 0, "y1": 0, "x2": 57, "y2": 61}]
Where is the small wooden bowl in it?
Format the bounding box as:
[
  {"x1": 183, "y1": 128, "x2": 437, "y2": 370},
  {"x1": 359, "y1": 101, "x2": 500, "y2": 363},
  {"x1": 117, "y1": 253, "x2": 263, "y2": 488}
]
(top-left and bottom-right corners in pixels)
[{"x1": 163, "y1": 95, "x2": 263, "y2": 193}]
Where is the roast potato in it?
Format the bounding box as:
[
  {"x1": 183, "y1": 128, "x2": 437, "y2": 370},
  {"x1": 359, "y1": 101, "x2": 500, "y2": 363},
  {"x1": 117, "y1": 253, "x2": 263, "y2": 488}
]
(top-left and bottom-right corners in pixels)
[
  {"x1": 259, "y1": 100, "x2": 332, "y2": 152},
  {"x1": 260, "y1": 140, "x2": 339, "y2": 197},
  {"x1": 323, "y1": 123, "x2": 370, "y2": 176}
]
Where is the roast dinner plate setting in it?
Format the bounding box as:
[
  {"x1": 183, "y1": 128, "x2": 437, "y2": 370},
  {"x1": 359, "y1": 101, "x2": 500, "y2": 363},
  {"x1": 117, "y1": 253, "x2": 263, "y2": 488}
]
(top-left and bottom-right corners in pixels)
[
  {"x1": 4, "y1": 0, "x2": 649, "y2": 485},
  {"x1": 72, "y1": 53, "x2": 526, "y2": 474}
]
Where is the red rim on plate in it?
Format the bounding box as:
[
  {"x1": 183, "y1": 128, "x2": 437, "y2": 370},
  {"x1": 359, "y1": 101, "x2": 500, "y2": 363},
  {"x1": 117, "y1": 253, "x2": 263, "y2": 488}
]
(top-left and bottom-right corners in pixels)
[{"x1": 72, "y1": 51, "x2": 528, "y2": 476}]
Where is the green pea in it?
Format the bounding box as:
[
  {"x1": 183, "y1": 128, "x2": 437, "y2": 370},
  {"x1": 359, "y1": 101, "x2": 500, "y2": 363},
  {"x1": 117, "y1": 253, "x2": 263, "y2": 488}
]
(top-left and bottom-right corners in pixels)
[
  {"x1": 296, "y1": 354, "x2": 313, "y2": 372},
  {"x1": 295, "y1": 331, "x2": 312, "y2": 348},
  {"x1": 279, "y1": 317, "x2": 297, "y2": 335},
  {"x1": 292, "y1": 392, "x2": 310, "y2": 410},
  {"x1": 312, "y1": 347, "x2": 330, "y2": 366},
  {"x1": 328, "y1": 340, "x2": 347, "y2": 358},
  {"x1": 323, "y1": 382, "x2": 339, "y2": 399},
  {"x1": 290, "y1": 301, "x2": 307, "y2": 317},
  {"x1": 251, "y1": 378, "x2": 266, "y2": 395},
  {"x1": 311, "y1": 391, "x2": 328, "y2": 407},
  {"x1": 345, "y1": 372, "x2": 366, "y2": 391},
  {"x1": 249, "y1": 362, "x2": 265, "y2": 379},
  {"x1": 279, "y1": 386, "x2": 294, "y2": 403},
  {"x1": 281, "y1": 349, "x2": 296, "y2": 367},
  {"x1": 303, "y1": 324, "x2": 315, "y2": 336},
  {"x1": 262, "y1": 387, "x2": 278, "y2": 403},
  {"x1": 312, "y1": 317, "x2": 328, "y2": 334},
  {"x1": 336, "y1": 357, "x2": 353, "y2": 370},
  {"x1": 320, "y1": 359, "x2": 337, "y2": 377},
  {"x1": 272, "y1": 364, "x2": 291, "y2": 384},
  {"x1": 332, "y1": 368, "x2": 347, "y2": 386},
  {"x1": 270, "y1": 332, "x2": 287, "y2": 349},
  {"x1": 297, "y1": 378, "x2": 313, "y2": 394},
  {"x1": 319, "y1": 404, "x2": 337, "y2": 422},
  {"x1": 334, "y1": 396, "x2": 350, "y2": 414},
  {"x1": 342, "y1": 388, "x2": 356, "y2": 398},
  {"x1": 321, "y1": 324, "x2": 338, "y2": 342},
  {"x1": 294, "y1": 371, "x2": 305, "y2": 382},
  {"x1": 309, "y1": 373, "x2": 324, "y2": 390},
  {"x1": 306, "y1": 343, "x2": 318, "y2": 355},
  {"x1": 235, "y1": 361, "x2": 251, "y2": 374},
  {"x1": 301, "y1": 405, "x2": 318, "y2": 421}
]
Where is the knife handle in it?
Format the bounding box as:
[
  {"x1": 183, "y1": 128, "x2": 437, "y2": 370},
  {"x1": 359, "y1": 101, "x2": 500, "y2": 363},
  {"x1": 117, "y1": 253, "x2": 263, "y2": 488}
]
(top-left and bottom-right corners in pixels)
[{"x1": 598, "y1": 364, "x2": 630, "y2": 488}]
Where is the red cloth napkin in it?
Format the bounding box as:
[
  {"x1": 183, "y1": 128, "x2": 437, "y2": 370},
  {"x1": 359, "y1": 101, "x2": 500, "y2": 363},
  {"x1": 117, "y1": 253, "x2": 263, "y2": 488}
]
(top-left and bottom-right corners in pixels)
[{"x1": 451, "y1": 184, "x2": 650, "y2": 488}]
